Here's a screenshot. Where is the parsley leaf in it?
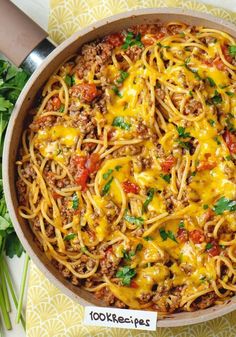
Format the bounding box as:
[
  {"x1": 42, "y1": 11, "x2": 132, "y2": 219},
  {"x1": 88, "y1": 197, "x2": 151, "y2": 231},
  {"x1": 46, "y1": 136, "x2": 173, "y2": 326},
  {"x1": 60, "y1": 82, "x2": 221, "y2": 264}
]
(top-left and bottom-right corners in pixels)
[
  {"x1": 142, "y1": 188, "x2": 155, "y2": 213},
  {"x1": 207, "y1": 90, "x2": 222, "y2": 105},
  {"x1": 72, "y1": 193, "x2": 79, "y2": 210},
  {"x1": 64, "y1": 233, "x2": 76, "y2": 241},
  {"x1": 116, "y1": 266, "x2": 136, "y2": 286},
  {"x1": 213, "y1": 197, "x2": 236, "y2": 215},
  {"x1": 135, "y1": 243, "x2": 143, "y2": 252},
  {"x1": 115, "y1": 165, "x2": 122, "y2": 171},
  {"x1": 116, "y1": 70, "x2": 129, "y2": 84},
  {"x1": 122, "y1": 249, "x2": 135, "y2": 260},
  {"x1": 102, "y1": 169, "x2": 113, "y2": 180},
  {"x1": 122, "y1": 32, "x2": 143, "y2": 50},
  {"x1": 178, "y1": 221, "x2": 185, "y2": 228},
  {"x1": 176, "y1": 126, "x2": 191, "y2": 138},
  {"x1": 112, "y1": 116, "x2": 131, "y2": 130},
  {"x1": 228, "y1": 45, "x2": 236, "y2": 57},
  {"x1": 0, "y1": 97, "x2": 13, "y2": 112},
  {"x1": 226, "y1": 91, "x2": 234, "y2": 97},
  {"x1": 160, "y1": 173, "x2": 171, "y2": 183},
  {"x1": 208, "y1": 119, "x2": 215, "y2": 126},
  {"x1": 206, "y1": 243, "x2": 213, "y2": 250},
  {"x1": 144, "y1": 236, "x2": 153, "y2": 241},
  {"x1": 206, "y1": 77, "x2": 216, "y2": 87},
  {"x1": 112, "y1": 86, "x2": 122, "y2": 97},
  {"x1": 101, "y1": 177, "x2": 113, "y2": 196},
  {"x1": 176, "y1": 139, "x2": 191, "y2": 151},
  {"x1": 124, "y1": 212, "x2": 144, "y2": 226},
  {"x1": 159, "y1": 228, "x2": 178, "y2": 242},
  {"x1": 65, "y1": 75, "x2": 73, "y2": 87}
]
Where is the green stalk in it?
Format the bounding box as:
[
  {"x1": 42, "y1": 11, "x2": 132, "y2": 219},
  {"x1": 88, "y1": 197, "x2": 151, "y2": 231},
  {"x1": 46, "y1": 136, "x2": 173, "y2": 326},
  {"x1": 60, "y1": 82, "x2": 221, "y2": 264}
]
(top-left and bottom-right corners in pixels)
[
  {"x1": 0, "y1": 282, "x2": 12, "y2": 330},
  {"x1": 16, "y1": 253, "x2": 29, "y2": 324},
  {"x1": 0, "y1": 266, "x2": 11, "y2": 312},
  {"x1": 2, "y1": 259, "x2": 25, "y2": 330}
]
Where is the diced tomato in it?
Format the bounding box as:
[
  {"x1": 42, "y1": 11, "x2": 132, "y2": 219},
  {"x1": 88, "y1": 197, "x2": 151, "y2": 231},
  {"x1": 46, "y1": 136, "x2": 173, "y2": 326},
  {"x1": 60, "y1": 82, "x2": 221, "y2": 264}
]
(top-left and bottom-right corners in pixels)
[
  {"x1": 141, "y1": 32, "x2": 165, "y2": 46},
  {"x1": 213, "y1": 57, "x2": 225, "y2": 70},
  {"x1": 122, "y1": 180, "x2": 140, "y2": 194},
  {"x1": 177, "y1": 228, "x2": 189, "y2": 243},
  {"x1": 223, "y1": 130, "x2": 236, "y2": 154},
  {"x1": 85, "y1": 153, "x2": 100, "y2": 173},
  {"x1": 52, "y1": 192, "x2": 61, "y2": 199},
  {"x1": 206, "y1": 241, "x2": 221, "y2": 257},
  {"x1": 189, "y1": 229, "x2": 205, "y2": 244},
  {"x1": 75, "y1": 168, "x2": 89, "y2": 191},
  {"x1": 72, "y1": 154, "x2": 100, "y2": 190},
  {"x1": 130, "y1": 280, "x2": 139, "y2": 289},
  {"x1": 197, "y1": 161, "x2": 217, "y2": 171},
  {"x1": 106, "y1": 33, "x2": 124, "y2": 47},
  {"x1": 72, "y1": 83, "x2": 100, "y2": 103},
  {"x1": 222, "y1": 44, "x2": 233, "y2": 64},
  {"x1": 52, "y1": 96, "x2": 61, "y2": 110},
  {"x1": 160, "y1": 156, "x2": 176, "y2": 172}
]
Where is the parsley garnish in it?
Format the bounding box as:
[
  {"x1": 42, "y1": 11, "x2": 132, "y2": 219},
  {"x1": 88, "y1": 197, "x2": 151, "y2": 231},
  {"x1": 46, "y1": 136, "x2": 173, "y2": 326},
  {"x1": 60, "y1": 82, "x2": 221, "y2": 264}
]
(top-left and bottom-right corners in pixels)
[
  {"x1": 178, "y1": 221, "x2": 185, "y2": 228},
  {"x1": 65, "y1": 75, "x2": 73, "y2": 87},
  {"x1": 112, "y1": 86, "x2": 122, "y2": 97},
  {"x1": 203, "y1": 204, "x2": 209, "y2": 210},
  {"x1": 184, "y1": 58, "x2": 201, "y2": 80},
  {"x1": 59, "y1": 104, "x2": 65, "y2": 112},
  {"x1": 142, "y1": 188, "x2": 155, "y2": 213},
  {"x1": 124, "y1": 212, "x2": 144, "y2": 226},
  {"x1": 135, "y1": 243, "x2": 143, "y2": 252},
  {"x1": 206, "y1": 77, "x2": 216, "y2": 87},
  {"x1": 213, "y1": 136, "x2": 221, "y2": 145},
  {"x1": 116, "y1": 266, "x2": 136, "y2": 286},
  {"x1": 116, "y1": 70, "x2": 129, "y2": 84},
  {"x1": 64, "y1": 233, "x2": 76, "y2": 241},
  {"x1": 101, "y1": 177, "x2": 113, "y2": 196},
  {"x1": 225, "y1": 155, "x2": 232, "y2": 161},
  {"x1": 72, "y1": 193, "x2": 79, "y2": 210},
  {"x1": 115, "y1": 165, "x2": 122, "y2": 171},
  {"x1": 213, "y1": 197, "x2": 236, "y2": 215},
  {"x1": 102, "y1": 169, "x2": 113, "y2": 180},
  {"x1": 122, "y1": 249, "x2": 135, "y2": 260},
  {"x1": 176, "y1": 126, "x2": 191, "y2": 138},
  {"x1": 157, "y1": 42, "x2": 171, "y2": 49},
  {"x1": 208, "y1": 119, "x2": 215, "y2": 126},
  {"x1": 208, "y1": 90, "x2": 222, "y2": 105},
  {"x1": 160, "y1": 173, "x2": 171, "y2": 183},
  {"x1": 112, "y1": 116, "x2": 131, "y2": 130},
  {"x1": 122, "y1": 32, "x2": 143, "y2": 50},
  {"x1": 144, "y1": 236, "x2": 153, "y2": 241},
  {"x1": 226, "y1": 91, "x2": 234, "y2": 97},
  {"x1": 176, "y1": 140, "x2": 191, "y2": 151},
  {"x1": 159, "y1": 228, "x2": 177, "y2": 242},
  {"x1": 228, "y1": 45, "x2": 236, "y2": 57},
  {"x1": 206, "y1": 243, "x2": 213, "y2": 250}
]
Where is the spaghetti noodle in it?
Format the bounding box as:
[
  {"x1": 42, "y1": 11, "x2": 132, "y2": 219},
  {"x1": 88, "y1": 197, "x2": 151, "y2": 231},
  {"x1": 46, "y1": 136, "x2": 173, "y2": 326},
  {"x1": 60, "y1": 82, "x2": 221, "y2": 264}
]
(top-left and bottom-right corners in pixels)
[{"x1": 16, "y1": 22, "x2": 236, "y2": 313}]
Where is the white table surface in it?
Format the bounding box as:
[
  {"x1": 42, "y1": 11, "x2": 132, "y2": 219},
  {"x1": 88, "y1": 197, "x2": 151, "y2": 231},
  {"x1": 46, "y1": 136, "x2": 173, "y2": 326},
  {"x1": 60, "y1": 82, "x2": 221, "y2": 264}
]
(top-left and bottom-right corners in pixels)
[{"x1": 2, "y1": 0, "x2": 235, "y2": 336}]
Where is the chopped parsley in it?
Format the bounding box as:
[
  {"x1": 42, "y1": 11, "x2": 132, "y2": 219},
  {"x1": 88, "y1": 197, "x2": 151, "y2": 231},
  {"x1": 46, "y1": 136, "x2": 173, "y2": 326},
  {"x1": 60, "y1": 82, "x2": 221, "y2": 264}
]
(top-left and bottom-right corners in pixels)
[
  {"x1": 65, "y1": 75, "x2": 73, "y2": 87},
  {"x1": 59, "y1": 104, "x2": 65, "y2": 112},
  {"x1": 160, "y1": 173, "x2": 171, "y2": 183},
  {"x1": 102, "y1": 169, "x2": 113, "y2": 180},
  {"x1": 206, "y1": 243, "x2": 213, "y2": 250},
  {"x1": 228, "y1": 45, "x2": 236, "y2": 57},
  {"x1": 184, "y1": 58, "x2": 201, "y2": 80},
  {"x1": 112, "y1": 116, "x2": 131, "y2": 130},
  {"x1": 112, "y1": 86, "x2": 122, "y2": 97},
  {"x1": 144, "y1": 236, "x2": 153, "y2": 241},
  {"x1": 213, "y1": 197, "x2": 236, "y2": 215},
  {"x1": 72, "y1": 193, "x2": 79, "y2": 210},
  {"x1": 159, "y1": 228, "x2": 177, "y2": 243},
  {"x1": 122, "y1": 31, "x2": 143, "y2": 50},
  {"x1": 142, "y1": 188, "x2": 155, "y2": 213},
  {"x1": 191, "y1": 171, "x2": 197, "y2": 176},
  {"x1": 213, "y1": 136, "x2": 221, "y2": 145},
  {"x1": 189, "y1": 90, "x2": 193, "y2": 97},
  {"x1": 226, "y1": 113, "x2": 236, "y2": 132},
  {"x1": 225, "y1": 155, "x2": 232, "y2": 161},
  {"x1": 115, "y1": 165, "x2": 122, "y2": 171},
  {"x1": 124, "y1": 212, "x2": 144, "y2": 226},
  {"x1": 135, "y1": 243, "x2": 143, "y2": 252},
  {"x1": 116, "y1": 266, "x2": 136, "y2": 286},
  {"x1": 226, "y1": 91, "x2": 234, "y2": 97},
  {"x1": 208, "y1": 90, "x2": 222, "y2": 105},
  {"x1": 176, "y1": 139, "x2": 191, "y2": 151},
  {"x1": 203, "y1": 204, "x2": 209, "y2": 210},
  {"x1": 178, "y1": 221, "x2": 185, "y2": 228},
  {"x1": 176, "y1": 126, "x2": 191, "y2": 138},
  {"x1": 206, "y1": 77, "x2": 216, "y2": 87},
  {"x1": 116, "y1": 70, "x2": 129, "y2": 84},
  {"x1": 101, "y1": 177, "x2": 113, "y2": 196},
  {"x1": 157, "y1": 42, "x2": 170, "y2": 49},
  {"x1": 208, "y1": 119, "x2": 215, "y2": 126},
  {"x1": 122, "y1": 249, "x2": 135, "y2": 261},
  {"x1": 64, "y1": 233, "x2": 76, "y2": 241}
]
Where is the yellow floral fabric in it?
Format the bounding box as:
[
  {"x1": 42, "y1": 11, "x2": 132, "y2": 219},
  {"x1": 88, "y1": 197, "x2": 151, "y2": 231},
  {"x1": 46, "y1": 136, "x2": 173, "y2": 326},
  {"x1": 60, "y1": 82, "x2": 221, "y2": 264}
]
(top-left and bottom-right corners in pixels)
[{"x1": 27, "y1": 1, "x2": 236, "y2": 336}]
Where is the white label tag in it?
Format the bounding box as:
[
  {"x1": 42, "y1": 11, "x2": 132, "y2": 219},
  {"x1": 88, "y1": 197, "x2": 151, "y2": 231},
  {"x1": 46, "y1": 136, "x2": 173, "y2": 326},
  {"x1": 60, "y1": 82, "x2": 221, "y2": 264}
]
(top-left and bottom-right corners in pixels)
[{"x1": 84, "y1": 306, "x2": 157, "y2": 331}]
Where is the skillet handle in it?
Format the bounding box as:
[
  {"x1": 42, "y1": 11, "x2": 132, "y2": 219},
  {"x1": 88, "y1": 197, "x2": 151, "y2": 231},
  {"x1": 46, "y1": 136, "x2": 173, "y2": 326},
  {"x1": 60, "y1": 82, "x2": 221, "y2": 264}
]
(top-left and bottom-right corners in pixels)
[{"x1": 0, "y1": 0, "x2": 49, "y2": 67}]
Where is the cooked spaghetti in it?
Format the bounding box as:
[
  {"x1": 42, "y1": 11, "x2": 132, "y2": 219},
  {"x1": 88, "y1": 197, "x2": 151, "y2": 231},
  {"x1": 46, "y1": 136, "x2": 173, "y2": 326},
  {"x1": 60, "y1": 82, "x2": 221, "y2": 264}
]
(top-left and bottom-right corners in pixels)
[{"x1": 16, "y1": 23, "x2": 236, "y2": 313}]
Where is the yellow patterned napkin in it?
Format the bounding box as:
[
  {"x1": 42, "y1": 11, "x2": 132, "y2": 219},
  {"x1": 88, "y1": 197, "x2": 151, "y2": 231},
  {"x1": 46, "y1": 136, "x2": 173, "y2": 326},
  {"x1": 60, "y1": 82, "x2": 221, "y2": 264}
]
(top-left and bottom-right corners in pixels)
[{"x1": 26, "y1": 1, "x2": 236, "y2": 336}]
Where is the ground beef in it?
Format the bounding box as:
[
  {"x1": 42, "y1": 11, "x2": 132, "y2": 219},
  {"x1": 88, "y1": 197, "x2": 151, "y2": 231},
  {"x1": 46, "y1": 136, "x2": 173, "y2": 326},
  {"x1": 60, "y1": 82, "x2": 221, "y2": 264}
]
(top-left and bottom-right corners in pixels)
[
  {"x1": 16, "y1": 179, "x2": 27, "y2": 205},
  {"x1": 191, "y1": 292, "x2": 217, "y2": 310},
  {"x1": 95, "y1": 287, "x2": 116, "y2": 305},
  {"x1": 124, "y1": 45, "x2": 143, "y2": 62},
  {"x1": 30, "y1": 115, "x2": 56, "y2": 132},
  {"x1": 70, "y1": 109, "x2": 96, "y2": 134},
  {"x1": 100, "y1": 250, "x2": 121, "y2": 277}
]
